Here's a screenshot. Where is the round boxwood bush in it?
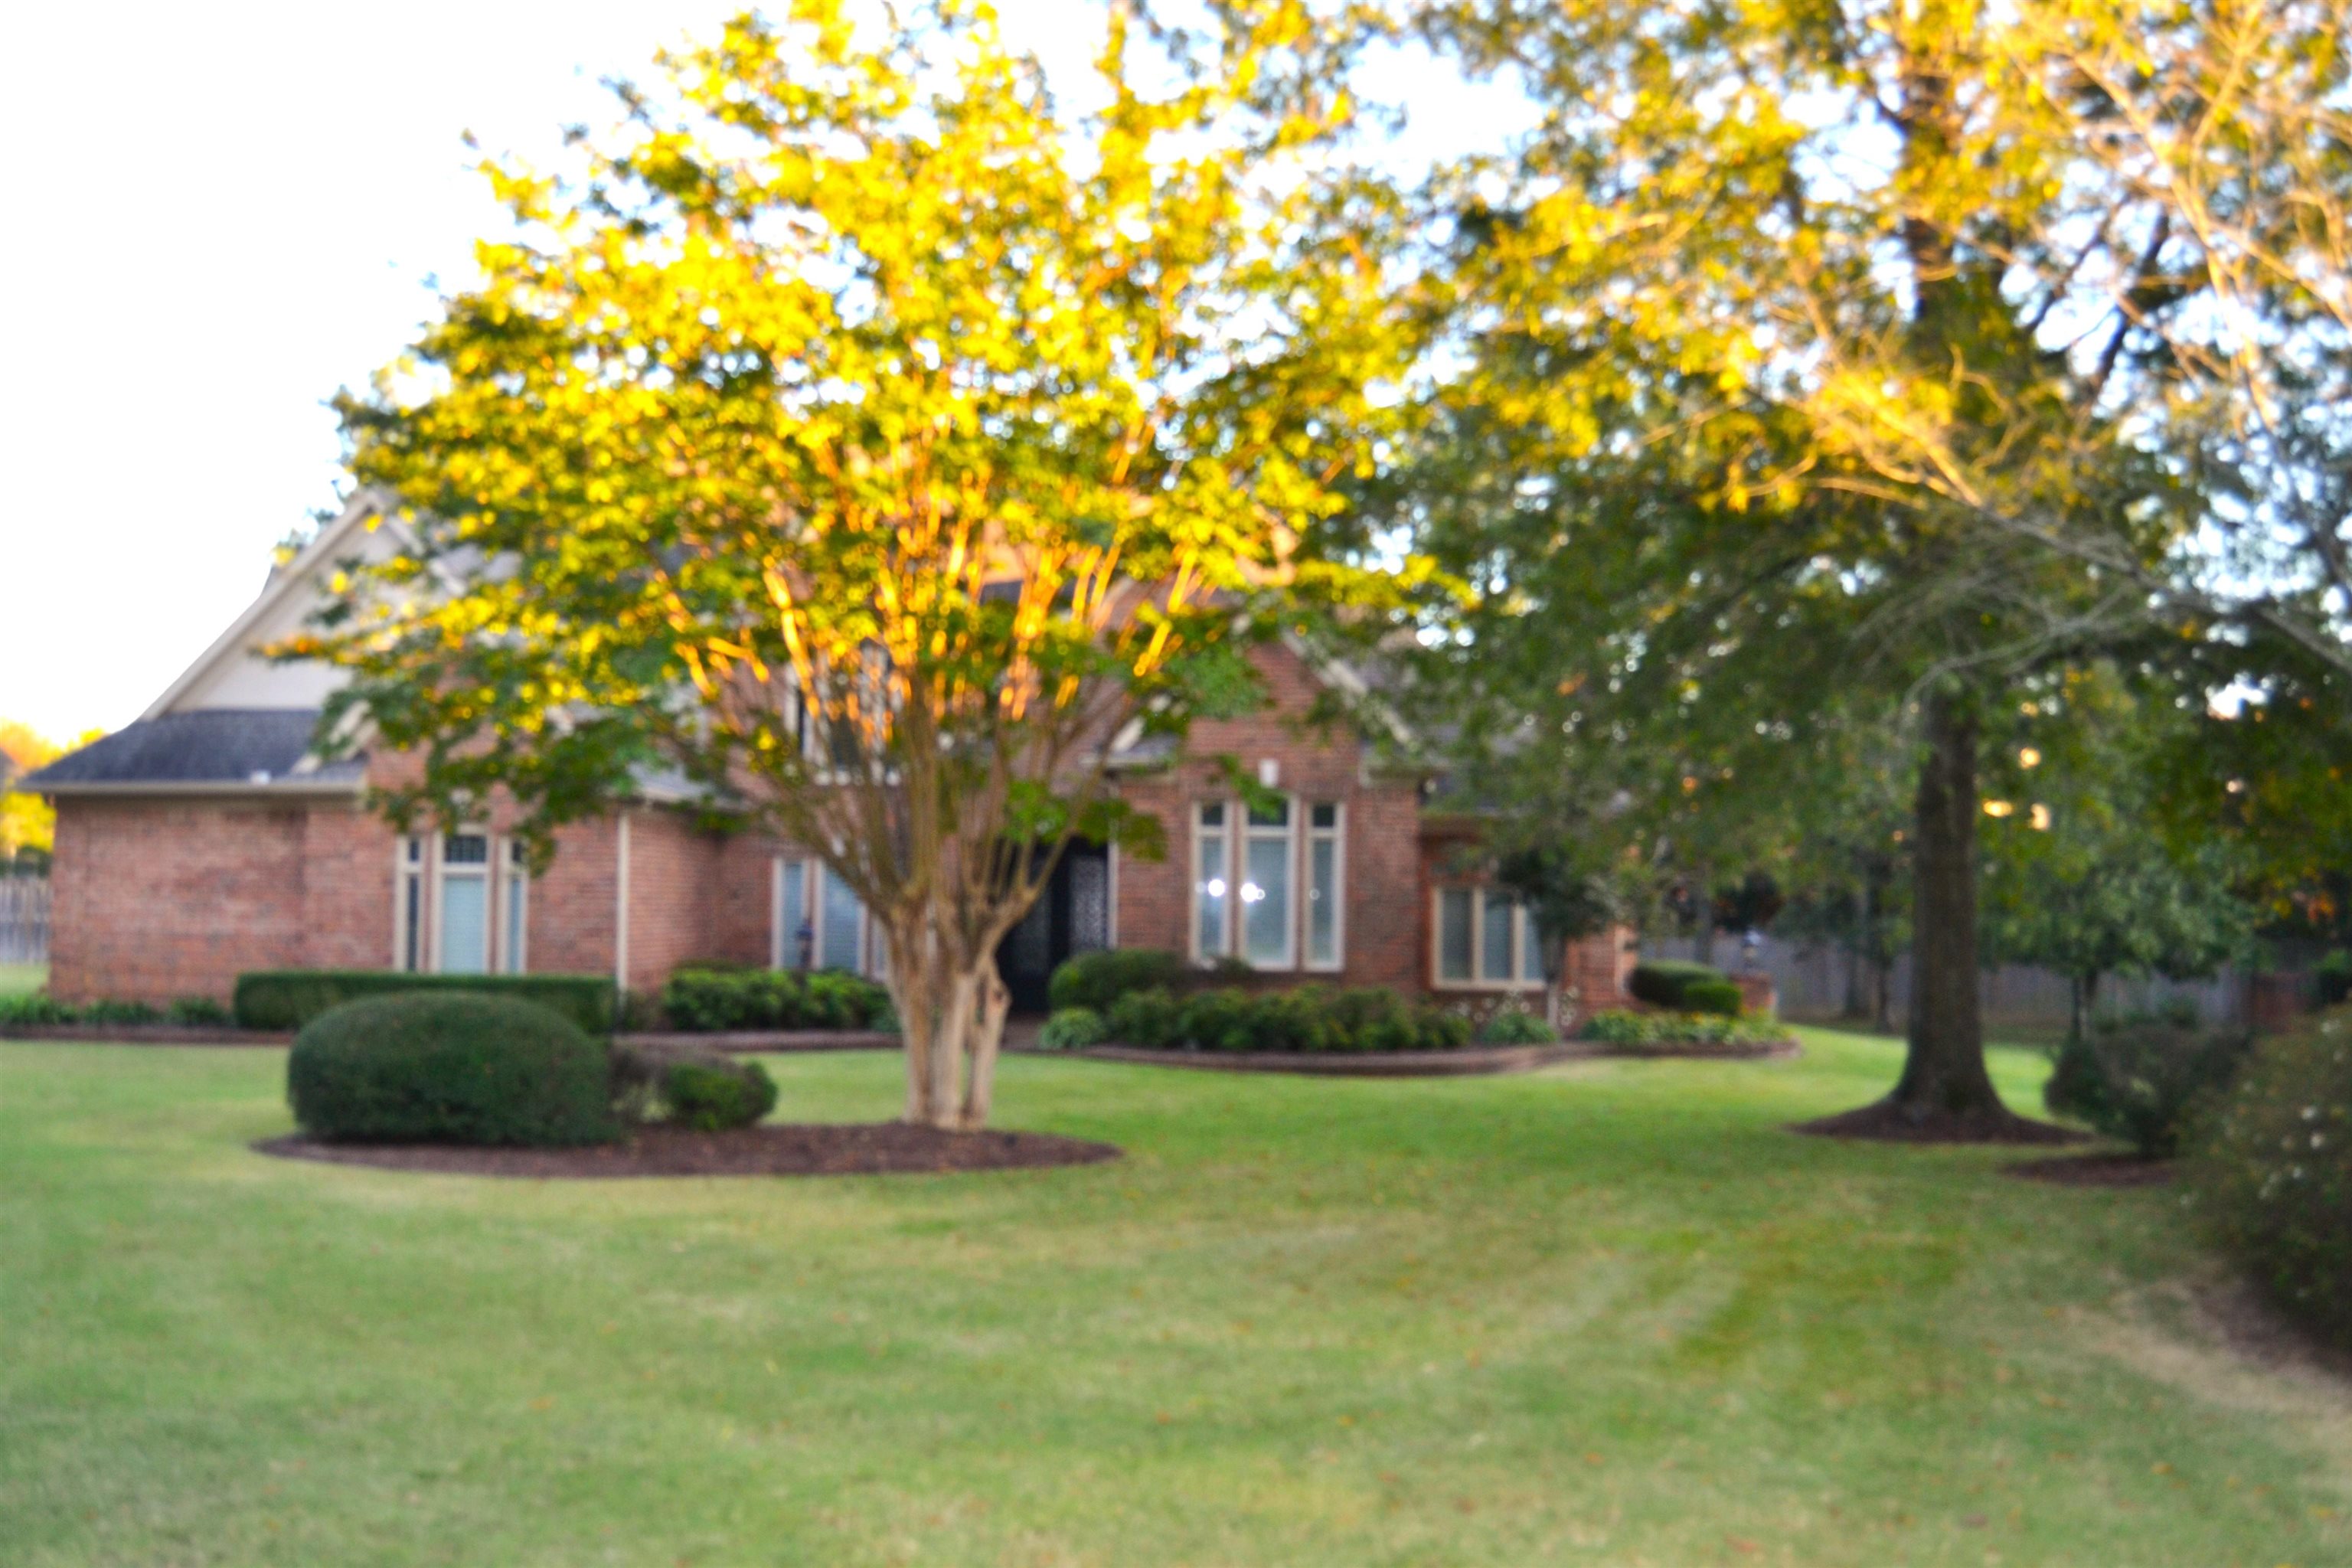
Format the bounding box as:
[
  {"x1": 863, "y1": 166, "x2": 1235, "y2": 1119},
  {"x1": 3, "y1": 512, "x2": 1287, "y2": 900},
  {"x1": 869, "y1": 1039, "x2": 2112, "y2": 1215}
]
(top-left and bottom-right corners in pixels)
[
  {"x1": 664, "y1": 1057, "x2": 779, "y2": 1131},
  {"x1": 287, "y1": 992, "x2": 617, "y2": 1146},
  {"x1": 1038, "y1": 1006, "x2": 1107, "y2": 1050},
  {"x1": 2190, "y1": 1006, "x2": 2352, "y2": 1347},
  {"x1": 1628, "y1": 959, "x2": 1731, "y2": 1010},
  {"x1": 1478, "y1": 1005, "x2": 1557, "y2": 1045}
]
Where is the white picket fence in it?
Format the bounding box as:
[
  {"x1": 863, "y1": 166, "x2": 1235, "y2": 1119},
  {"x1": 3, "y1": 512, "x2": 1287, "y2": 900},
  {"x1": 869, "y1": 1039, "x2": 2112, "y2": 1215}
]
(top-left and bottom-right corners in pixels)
[
  {"x1": 0, "y1": 877, "x2": 50, "y2": 965},
  {"x1": 1643, "y1": 934, "x2": 2252, "y2": 1031}
]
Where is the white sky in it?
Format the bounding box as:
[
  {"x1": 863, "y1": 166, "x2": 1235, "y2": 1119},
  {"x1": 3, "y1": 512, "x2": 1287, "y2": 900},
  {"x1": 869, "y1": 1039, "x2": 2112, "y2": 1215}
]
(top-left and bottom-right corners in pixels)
[{"x1": 0, "y1": 2, "x2": 1500, "y2": 743}]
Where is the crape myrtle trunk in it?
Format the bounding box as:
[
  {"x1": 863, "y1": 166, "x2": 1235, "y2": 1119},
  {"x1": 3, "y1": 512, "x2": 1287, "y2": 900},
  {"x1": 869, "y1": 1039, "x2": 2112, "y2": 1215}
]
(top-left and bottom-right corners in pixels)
[{"x1": 1890, "y1": 688, "x2": 2006, "y2": 1117}]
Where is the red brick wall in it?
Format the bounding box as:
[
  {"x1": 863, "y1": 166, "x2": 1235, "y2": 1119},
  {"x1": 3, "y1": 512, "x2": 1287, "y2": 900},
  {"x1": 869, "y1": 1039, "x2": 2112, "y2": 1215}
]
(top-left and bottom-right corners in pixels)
[
  {"x1": 710, "y1": 831, "x2": 784, "y2": 968},
  {"x1": 619, "y1": 808, "x2": 723, "y2": 992},
  {"x1": 526, "y1": 818, "x2": 621, "y2": 980},
  {"x1": 47, "y1": 795, "x2": 397, "y2": 1004}
]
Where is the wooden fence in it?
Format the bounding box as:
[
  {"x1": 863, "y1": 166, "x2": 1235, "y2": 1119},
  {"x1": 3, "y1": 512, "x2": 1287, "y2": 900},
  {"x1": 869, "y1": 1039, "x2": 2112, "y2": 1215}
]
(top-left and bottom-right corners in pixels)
[{"x1": 0, "y1": 877, "x2": 50, "y2": 966}]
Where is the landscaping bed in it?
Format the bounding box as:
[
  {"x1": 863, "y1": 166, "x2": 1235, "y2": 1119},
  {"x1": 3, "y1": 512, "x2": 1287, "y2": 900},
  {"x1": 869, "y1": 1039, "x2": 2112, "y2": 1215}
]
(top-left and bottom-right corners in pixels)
[{"x1": 253, "y1": 1122, "x2": 1119, "y2": 1178}]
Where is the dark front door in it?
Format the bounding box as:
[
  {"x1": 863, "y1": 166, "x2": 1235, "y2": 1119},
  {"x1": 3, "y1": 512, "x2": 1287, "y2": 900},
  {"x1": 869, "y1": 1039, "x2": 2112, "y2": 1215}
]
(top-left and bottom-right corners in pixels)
[{"x1": 996, "y1": 842, "x2": 1111, "y2": 1015}]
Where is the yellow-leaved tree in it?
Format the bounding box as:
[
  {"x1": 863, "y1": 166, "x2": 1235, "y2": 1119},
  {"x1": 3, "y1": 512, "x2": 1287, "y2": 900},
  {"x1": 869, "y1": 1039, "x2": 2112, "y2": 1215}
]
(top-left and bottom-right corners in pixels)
[{"x1": 302, "y1": 1, "x2": 1418, "y2": 1129}]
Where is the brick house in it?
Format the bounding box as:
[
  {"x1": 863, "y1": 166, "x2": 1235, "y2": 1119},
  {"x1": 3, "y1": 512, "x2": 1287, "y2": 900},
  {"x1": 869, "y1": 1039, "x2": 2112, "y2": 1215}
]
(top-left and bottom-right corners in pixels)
[{"x1": 27, "y1": 496, "x2": 1635, "y2": 1013}]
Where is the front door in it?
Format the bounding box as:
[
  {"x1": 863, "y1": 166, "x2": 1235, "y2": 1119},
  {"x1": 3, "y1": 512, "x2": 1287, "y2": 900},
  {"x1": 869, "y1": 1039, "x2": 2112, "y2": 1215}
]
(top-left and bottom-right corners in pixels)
[{"x1": 995, "y1": 843, "x2": 1110, "y2": 1015}]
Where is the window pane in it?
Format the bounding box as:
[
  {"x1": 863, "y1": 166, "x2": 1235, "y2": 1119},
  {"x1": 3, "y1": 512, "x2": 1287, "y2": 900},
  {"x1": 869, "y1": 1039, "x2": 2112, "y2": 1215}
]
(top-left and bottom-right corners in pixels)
[
  {"x1": 1439, "y1": 889, "x2": 1473, "y2": 982},
  {"x1": 1520, "y1": 909, "x2": 1546, "y2": 982},
  {"x1": 439, "y1": 875, "x2": 488, "y2": 974},
  {"x1": 1308, "y1": 837, "x2": 1338, "y2": 967},
  {"x1": 504, "y1": 870, "x2": 525, "y2": 974},
  {"x1": 402, "y1": 874, "x2": 422, "y2": 972},
  {"x1": 820, "y1": 864, "x2": 864, "y2": 972},
  {"x1": 1199, "y1": 802, "x2": 1225, "y2": 828},
  {"x1": 1309, "y1": 802, "x2": 1338, "y2": 830},
  {"x1": 1481, "y1": 896, "x2": 1516, "y2": 982},
  {"x1": 780, "y1": 860, "x2": 808, "y2": 969},
  {"x1": 1247, "y1": 799, "x2": 1289, "y2": 828},
  {"x1": 1194, "y1": 828, "x2": 1229, "y2": 955},
  {"x1": 443, "y1": 834, "x2": 488, "y2": 866},
  {"x1": 1243, "y1": 835, "x2": 1291, "y2": 964}
]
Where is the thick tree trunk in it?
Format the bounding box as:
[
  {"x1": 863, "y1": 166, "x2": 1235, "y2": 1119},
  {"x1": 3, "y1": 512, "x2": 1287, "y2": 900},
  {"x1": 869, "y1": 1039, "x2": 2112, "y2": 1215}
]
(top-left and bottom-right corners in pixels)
[
  {"x1": 957, "y1": 967, "x2": 1011, "y2": 1132},
  {"x1": 893, "y1": 948, "x2": 1014, "y2": 1132},
  {"x1": 1888, "y1": 689, "x2": 2007, "y2": 1119}
]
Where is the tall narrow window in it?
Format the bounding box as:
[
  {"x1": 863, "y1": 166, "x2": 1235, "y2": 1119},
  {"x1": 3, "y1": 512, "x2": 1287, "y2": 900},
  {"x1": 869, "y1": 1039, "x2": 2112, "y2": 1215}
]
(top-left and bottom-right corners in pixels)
[
  {"x1": 1439, "y1": 888, "x2": 1475, "y2": 982},
  {"x1": 1242, "y1": 800, "x2": 1294, "y2": 966},
  {"x1": 438, "y1": 833, "x2": 490, "y2": 975},
  {"x1": 819, "y1": 863, "x2": 864, "y2": 972},
  {"x1": 500, "y1": 840, "x2": 529, "y2": 974},
  {"x1": 1194, "y1": 803, "x2": 1230, "y2": 958},
  {"x1": 397, "y1": 837, "x2": 424, "y2": 972},
  {"x1": 1481, "y1": 894, "x2": 1518, "y2": 983},
  {"x1": 1305, "y1": 803, "x2": 1342, "y2": 969},
  {"x1": 776, "y1": 857, "x2": 811, "y2": 969},
  {"x1": 1519, "y1": 907, "x2": 1547, "y2": 983}
]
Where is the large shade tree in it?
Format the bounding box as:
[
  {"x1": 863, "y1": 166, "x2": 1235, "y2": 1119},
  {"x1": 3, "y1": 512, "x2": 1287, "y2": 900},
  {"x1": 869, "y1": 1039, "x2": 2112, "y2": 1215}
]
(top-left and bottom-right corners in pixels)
[
  {"x1": 1367, "y1": 0, "x2": 2351, "y2": 1133},
  {"x1": 303, "y1": 1, "x2": 1414, "y2": 1129}
]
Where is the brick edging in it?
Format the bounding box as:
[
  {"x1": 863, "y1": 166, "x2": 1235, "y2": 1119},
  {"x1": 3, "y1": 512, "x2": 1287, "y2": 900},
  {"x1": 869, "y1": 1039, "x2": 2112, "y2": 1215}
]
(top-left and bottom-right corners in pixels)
[
  {"x1": 1072, "y1": 1042, "x2": 1583, "y2": 1077},
  {"x1": 0, "y1": 1023, "x2": 294, "y2": 1047}
]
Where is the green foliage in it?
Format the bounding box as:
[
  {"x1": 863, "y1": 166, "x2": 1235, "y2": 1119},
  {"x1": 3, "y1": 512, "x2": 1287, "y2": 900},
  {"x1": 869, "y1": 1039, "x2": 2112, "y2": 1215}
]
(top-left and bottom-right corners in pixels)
[
  {"x1": 1477, "y1": 1005, "x2": 1557, "y2": 1046},
  {"x1": 662, "y1": 1058, "x2": 779, "y2": 1133},
  {"x1": 286, "y1": 992, "x2": 616, "y2": 1147},
  {"x1": 236, "y1": 970, "x2": 616, "y2": 1035},
  {"x1": 1679, "y1": 980, "x2": 1745, "y2": 1019},
  {"x1": 2043, "y1": 1011, "x2": 2253, "y2": 1158},
  {"x1": 2190, "y1": 1008, "x2": 2352, "y2": 1348},
  {"x1": 0, "y1": 991, "x2": 78, "y2": 1027},
  {"x1": 1581, "y1": 1011, "x2": 1788, "y2": 1052},
  {"x1": 166, "y1": 997, "x2": 234, "y2": 1027},
  {"x1": 1046, "y1": 949, "x2": 1188, "y2": 1013},
  {"x1": 1106, "y1": 988, "x2": 1181, "y2": 1049},
  {"x1": 1143, "y1": 985, "x2": 1472, "y2": 1054},
  {"x1": 81, "y1": 1000, "x2": 160, "y2": 1026},
  {"x1": 658, "y1": 967, "x2": 892, "y2": 1033},
  {"x1": 1037, "y1": 1008, "x2": 1107, "y2": 1051},
  {"x1": 1626, "y1": 962, "x2": 1730, "y2": 1011},
  {"x1": 2317, "y1": 951, "x2": 2352, "y2": 1008}
]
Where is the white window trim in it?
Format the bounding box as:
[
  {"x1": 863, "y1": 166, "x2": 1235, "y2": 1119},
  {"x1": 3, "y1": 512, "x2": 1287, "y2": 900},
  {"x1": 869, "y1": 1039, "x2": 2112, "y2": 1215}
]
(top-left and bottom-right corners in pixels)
[
  {"x1": 431, "y1": 826, "x2": 494, "y2": 976},
  {"x1": 393, "y1": 835, "x2": 426, "y2": 972},
  {"x1": 1305, "y1": 802, "x2": 1345, "y2": 972},
  {"x1": 1189, "y1": 796, "x2": 1344, "y2": 972},
  {"x1": 1431, "y1": 887, "x2": 1547, "y2": 991},
  {"x1": 499, "y1": 838, "x2": 529, "y2": 975}
]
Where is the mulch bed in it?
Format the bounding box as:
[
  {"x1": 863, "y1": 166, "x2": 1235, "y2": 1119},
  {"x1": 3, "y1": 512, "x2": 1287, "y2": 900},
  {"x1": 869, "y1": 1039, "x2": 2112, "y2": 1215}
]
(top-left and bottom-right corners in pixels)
[
  {"x1": 2004, "y1": 1152, "x2": 2177, "y2": 1187},
  {"x1": 1790, "y1": 1099, "x2": 2089, "y2": 1146},
  {"x1": 253, "y1": 1122, "x2": 1120, "y2": 1179}
]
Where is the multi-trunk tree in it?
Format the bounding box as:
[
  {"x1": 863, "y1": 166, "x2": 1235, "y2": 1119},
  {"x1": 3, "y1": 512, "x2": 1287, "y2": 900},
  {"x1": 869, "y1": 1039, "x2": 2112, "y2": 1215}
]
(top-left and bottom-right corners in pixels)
[{"x1": 303, "y1": 2, "x2": 1413, "y2": 1130}]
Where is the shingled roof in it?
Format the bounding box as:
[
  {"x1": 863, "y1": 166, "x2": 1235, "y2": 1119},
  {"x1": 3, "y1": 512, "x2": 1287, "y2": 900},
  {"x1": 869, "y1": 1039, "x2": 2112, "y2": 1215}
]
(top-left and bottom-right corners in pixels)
[{"x1": 20, "y1": 710, "x2": 365, "y2": 793}]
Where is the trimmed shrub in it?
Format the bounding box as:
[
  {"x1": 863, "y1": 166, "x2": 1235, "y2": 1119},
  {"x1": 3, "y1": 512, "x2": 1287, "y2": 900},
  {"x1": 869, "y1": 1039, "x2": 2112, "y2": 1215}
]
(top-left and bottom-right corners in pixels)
[
  {"x1": 1680, "y1": 979, "x2": 1745, "y2": 1018},
  {"x1": 659, "y1": 966, "x2": 893, "y2": 1033},
  {"x1": 1478, "y1": 1005, "x2": 1557, "y2": 1045},
  {"x1": 2190, "y1": 1007, "x2": 2352, "y2": 1348},
  {"x1": 1047, "y1": 948, "x2": 1188, "y2": 1012},
  {"x1": 1038, "y1": 1006, "x2": 1107, "y2": 1050},
  {"x1": 2043, "y1": 1012, "x2": 2251, "y2": 1158},
  {"x1": 167, "y1": 997, "x2": 234, "y2": 1027},
  {"x1": 287, "y1": 992, "x2": 617, "y2": 1146},
  {"x1": 1106, "y1": 987, "x2": 1180, "y2": 1048},
  {"x1": 1627, "y1": 959, "x2": 1732, "y2": 1010},
  {"x1": 1582, "y1": 1009, "x2": 1788, "y2": 1051},
  {"x1": 665, "y1": 1057, "x2": 779, "y2": 1132},
  {"x1": 83, "y1": 999, "x2": 161, "y2": 1026},
  {"x1": 237, "y1": 969, "x2": 617, "y2": 1035},
  {"x1": 0, "y1": 992, "x2": 78, "y2": 1027}
]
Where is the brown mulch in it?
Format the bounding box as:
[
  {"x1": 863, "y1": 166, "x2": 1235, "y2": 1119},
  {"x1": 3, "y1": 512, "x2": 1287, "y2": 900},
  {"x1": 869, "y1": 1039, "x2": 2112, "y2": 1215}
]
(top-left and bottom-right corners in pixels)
[
  {"x1": 2004, "y1": 1152, "x2": 2177, "y2": 1187},
  {"x1": 1790, "y1": 1099, "x2": 2089, "y2": 1146},
  {"x1": 253, "y1": 1122, "x2": 1121, "y2": 1179}
]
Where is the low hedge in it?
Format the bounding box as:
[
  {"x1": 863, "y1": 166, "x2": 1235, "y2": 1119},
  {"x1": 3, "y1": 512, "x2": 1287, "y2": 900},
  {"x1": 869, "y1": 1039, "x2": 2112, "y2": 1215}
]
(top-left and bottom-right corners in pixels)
[
  {"x1": 286, "y1": 992, "x2": 617, "y2": 1146},
  {"x1": 1047, "y1": 949, "x2": 1191, "y2": 1012},
  {"x1": 1627, "y1": 960, "x2": 1739, "y2": 1014},
  {"x1": 2190, "y1": 1006, "x2": 2352, "y2": 1348},
  {"x1": 237, "y1": 970, "x2": 617, "y2": 1035},
  {"x1": 1581, "y1": 1009, "x2": 1788, "y2": 1051},
  {"x1": 660, "y1": 966, "x2": 893, "y2": 1032},
  {"x1": 0, "y1": 994, "x2": 234, "y2": 1029},
  {"x1": 1080, "y1": 984, "x2": 1474, "y2": 1054},
  {"x1": 1477, "y1": 1005, "x2": 1557, "y2": 1045}
]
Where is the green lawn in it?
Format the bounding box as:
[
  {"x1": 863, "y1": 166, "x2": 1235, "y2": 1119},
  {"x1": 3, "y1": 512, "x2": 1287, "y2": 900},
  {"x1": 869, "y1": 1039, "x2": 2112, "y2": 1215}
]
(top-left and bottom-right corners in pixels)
[
  {"x1": 0, "y1": 961, "x2": 45, "y2": 996},
  {"x1": 4, "y1": 1031, "x2": 2346, "y2": 1567}
]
